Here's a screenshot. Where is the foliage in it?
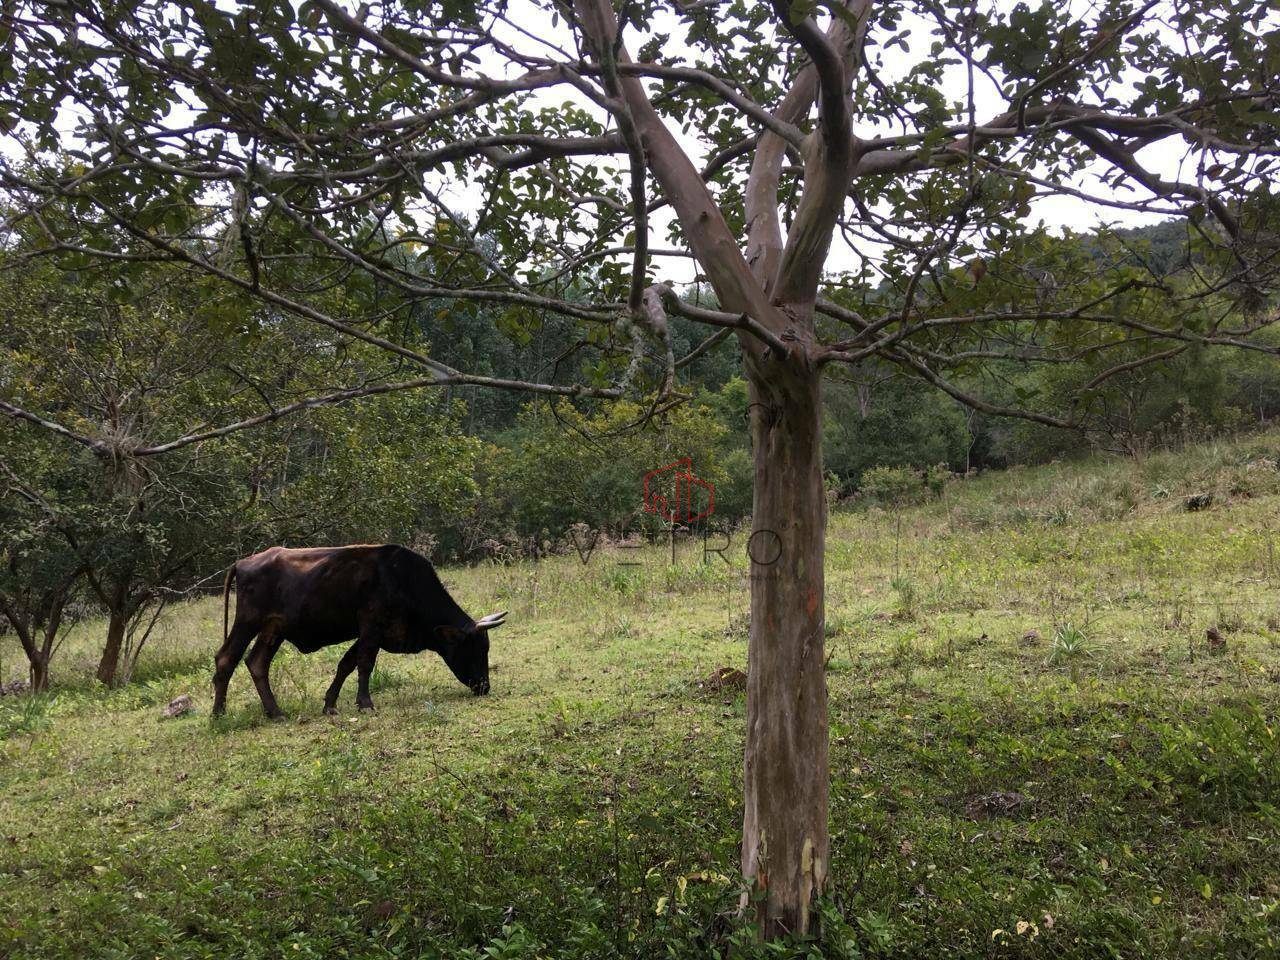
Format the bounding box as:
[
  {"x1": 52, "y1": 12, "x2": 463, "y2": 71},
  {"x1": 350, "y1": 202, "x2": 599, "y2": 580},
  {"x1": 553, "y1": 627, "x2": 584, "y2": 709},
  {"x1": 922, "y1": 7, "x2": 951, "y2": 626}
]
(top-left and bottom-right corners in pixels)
[
  {"x1": 0, "y1": 254, "x2": 487, "y2": 682},
  {"x1": 983, "y1": 340, "x2": 1274, "y2": 464},
  {"x1": 856, "y1": 464, "x2": 949, "y2": 507},
  {"x1": 0, "y1": 432, "x2": 86, "y2": 689},
  {"x1": 446, "y1": 391, "x2": 749, "y2": 557},
  {"x1": 824, "y1": 376, "x2": 970, "y2": 489},
  {"x1": 1, "y1": 0, "x2": 1279, "y2": 937}
]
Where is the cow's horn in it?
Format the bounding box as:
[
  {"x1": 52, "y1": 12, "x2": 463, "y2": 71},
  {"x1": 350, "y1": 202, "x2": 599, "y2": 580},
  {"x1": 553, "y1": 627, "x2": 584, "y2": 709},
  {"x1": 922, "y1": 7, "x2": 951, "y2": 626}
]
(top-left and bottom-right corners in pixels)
[{"x1": 475, "y1": 611, "x2": 508, "y2": 629}]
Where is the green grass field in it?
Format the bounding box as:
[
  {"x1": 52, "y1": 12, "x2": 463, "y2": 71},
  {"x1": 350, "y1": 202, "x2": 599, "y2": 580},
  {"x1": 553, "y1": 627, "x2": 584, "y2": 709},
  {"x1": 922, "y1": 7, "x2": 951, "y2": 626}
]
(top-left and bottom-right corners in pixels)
[{"x1": 4, "y1": 435, "x2": 1280, "y2": 958}]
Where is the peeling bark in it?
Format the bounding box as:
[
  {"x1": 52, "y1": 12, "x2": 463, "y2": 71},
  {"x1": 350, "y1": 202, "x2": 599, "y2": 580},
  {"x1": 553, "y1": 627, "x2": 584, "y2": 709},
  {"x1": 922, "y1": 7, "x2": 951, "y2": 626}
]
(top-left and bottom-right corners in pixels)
[
  {"x1": 573, "y1": 0, "x2": 849, "y2": 936},
  {"x1": 742, "y1": 356, "x2": 829, "y2": 936}
]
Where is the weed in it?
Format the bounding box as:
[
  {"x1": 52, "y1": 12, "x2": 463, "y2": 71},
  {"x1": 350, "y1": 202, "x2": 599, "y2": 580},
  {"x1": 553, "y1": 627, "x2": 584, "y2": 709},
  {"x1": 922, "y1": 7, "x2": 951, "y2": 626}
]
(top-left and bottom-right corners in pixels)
[
  {"x1": 1048, "y1": 622, "x2": 1099, "y2": 683},
  {"x1": 0, "y1": 691, "x2": 52, "y2": 738},
  {"x1": 890, "y1": 573, "x2": 918, "y2": 621}
]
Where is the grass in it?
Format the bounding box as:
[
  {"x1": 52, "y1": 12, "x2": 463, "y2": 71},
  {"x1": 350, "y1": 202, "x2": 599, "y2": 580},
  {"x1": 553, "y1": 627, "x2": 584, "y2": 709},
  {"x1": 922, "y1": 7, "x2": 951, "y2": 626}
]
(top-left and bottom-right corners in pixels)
[{"x1": 5, "y1": 432, "x2": 1280, "y2": 957}]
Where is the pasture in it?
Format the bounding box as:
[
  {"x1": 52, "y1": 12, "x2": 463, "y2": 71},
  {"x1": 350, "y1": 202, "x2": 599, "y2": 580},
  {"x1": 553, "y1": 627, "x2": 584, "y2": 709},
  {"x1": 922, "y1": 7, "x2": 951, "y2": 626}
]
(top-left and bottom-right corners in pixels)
[{"x1": 4, "y1": 435, "x2": 1280, "y2": 958}]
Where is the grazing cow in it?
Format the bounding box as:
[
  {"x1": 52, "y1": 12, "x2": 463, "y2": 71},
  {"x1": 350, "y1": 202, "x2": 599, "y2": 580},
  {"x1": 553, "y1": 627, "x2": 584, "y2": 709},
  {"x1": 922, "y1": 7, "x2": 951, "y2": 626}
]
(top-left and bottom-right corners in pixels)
[{"x1": 212, "y1": 544, "x2": 506, "y2": 717}]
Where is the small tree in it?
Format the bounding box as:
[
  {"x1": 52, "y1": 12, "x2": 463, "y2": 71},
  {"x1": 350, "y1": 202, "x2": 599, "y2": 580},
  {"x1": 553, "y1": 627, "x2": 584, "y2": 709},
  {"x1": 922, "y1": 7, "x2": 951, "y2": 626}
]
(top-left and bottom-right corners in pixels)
[
  {"x1": 3, "y1": 0, "x2": 1278, "y2": 935},
  {"x1": 0, "y1": 468, "x2": 84, "y2": 691}
]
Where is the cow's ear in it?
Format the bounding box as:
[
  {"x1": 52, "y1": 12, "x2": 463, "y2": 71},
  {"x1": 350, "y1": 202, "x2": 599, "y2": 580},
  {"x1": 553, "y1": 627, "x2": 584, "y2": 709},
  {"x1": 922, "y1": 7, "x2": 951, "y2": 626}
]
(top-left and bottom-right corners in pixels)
[{"x1": 434, "y1": 625, "x2": 467, "y2": 647}]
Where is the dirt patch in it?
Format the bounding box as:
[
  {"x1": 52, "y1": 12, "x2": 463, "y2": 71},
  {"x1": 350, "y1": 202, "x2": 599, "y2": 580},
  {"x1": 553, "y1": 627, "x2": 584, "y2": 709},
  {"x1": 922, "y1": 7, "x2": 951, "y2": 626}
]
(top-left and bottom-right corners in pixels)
[
  {"x1": 963, "y1": 790, "x2": 1030, "y2": 819},
  {"x1": 698, "y1": 667, "x2": 746, "y2": 693}
]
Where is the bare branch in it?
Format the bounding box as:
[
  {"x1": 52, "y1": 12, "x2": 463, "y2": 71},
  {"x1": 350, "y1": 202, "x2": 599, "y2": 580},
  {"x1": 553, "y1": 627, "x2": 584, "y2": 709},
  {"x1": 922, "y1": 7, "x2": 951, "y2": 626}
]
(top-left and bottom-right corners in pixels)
[
  {"x1": 133, "y1": 373, "x2": 621, "y2": 458},
  {"x1": 1078, "y1": 345, "x2": 1189, "y2": 393},
  {"x1": 4, "y1": 371, "x2": 622, "y2": 462},
  {"x1": 647, "y1": 283, "x2": 790, "y2": 357},
  {"x1": 1068, "y1": 126, "x2": 1241, "y2": 239},
  {"x1": 0, "y1": 400, "x2": 102, "y2": 454},
  {"x1": 676, "y1": 326, "x2": 735, "y2": 369},
  {"x1": 884, "y1": 347, "x2": 1075, "y2": 429}
]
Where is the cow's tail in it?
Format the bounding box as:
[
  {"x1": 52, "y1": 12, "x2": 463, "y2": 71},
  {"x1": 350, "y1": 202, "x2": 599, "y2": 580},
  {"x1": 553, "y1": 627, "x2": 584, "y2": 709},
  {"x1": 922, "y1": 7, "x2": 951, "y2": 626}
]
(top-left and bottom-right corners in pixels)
[{"x1": 221, "y1": 564, "x2": 236, "y2": 646}]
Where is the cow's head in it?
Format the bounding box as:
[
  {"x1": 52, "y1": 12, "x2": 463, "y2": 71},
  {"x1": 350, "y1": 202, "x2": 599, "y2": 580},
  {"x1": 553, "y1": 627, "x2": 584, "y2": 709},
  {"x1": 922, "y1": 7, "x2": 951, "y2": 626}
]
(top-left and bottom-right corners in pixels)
[{"x1": 435, "y1": 611, "x2": 506, "y2": 695}]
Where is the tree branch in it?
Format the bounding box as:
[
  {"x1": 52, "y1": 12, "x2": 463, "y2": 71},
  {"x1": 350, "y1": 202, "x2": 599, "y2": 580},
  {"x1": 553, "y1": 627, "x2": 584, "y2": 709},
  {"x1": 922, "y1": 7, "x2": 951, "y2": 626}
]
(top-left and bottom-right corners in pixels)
[
  {"x1": 572, "y1": 0, "x2": 782, "y2": 351},
  {"x1": 769, "y1": 0, "x2": 870, "y2": 313},
  {"x1": 770, "y1": 0, "x2": 855, "y2": 148}
]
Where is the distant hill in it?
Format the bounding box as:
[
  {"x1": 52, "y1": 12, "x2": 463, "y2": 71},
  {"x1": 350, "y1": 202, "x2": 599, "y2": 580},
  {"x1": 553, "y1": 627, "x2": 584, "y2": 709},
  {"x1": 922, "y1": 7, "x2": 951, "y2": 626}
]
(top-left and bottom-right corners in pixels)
[{"x1": 1080, "y1": 219, "x2": 1191, "y2": 276}]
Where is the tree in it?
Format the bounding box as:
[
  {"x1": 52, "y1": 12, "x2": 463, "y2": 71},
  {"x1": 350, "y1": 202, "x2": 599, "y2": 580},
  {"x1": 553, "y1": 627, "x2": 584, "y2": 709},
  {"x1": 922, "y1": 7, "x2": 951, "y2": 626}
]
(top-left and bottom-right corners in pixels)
[
  {"x1": 485, "y1": 395, "x2": 743, "y2": 546},
  {"x1": 3, "y1": 0, "x2": 1278, "y2": 937},
  {"x1": 0, "y1": 257, "x2": 262, "y2": 684},
  {"x1": 0, "y1": 455, "x2": 84, "y2": 692}
]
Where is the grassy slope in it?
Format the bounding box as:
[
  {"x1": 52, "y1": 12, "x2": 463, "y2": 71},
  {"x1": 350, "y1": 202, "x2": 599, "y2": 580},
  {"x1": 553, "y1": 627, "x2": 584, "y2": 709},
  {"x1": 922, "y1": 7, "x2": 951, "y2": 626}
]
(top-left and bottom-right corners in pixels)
[{"x1": 4, "y1": 435, "x2": 1280, "y2": 958}]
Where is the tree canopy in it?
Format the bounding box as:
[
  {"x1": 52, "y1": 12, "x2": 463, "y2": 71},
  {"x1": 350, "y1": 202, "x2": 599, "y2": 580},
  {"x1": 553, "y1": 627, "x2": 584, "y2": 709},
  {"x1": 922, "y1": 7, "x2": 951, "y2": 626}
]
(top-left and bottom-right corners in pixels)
[{"x1": 1, "y1": 0, "x2": 1275, "y2": 438}]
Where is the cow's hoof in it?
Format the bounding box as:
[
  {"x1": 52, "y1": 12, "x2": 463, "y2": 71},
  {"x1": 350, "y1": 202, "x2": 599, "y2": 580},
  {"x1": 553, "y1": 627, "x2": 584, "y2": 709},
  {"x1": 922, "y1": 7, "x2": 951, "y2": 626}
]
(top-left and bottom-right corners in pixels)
[
  {"x1": 357, "y1": 702, "x2": 375, "y2": 712},
  {"x1": 265, "y1": 711, "x2": 286, "y2": 722},
  {"x1": 323, "y1": 705, "x2": 338, "y2": 717}
]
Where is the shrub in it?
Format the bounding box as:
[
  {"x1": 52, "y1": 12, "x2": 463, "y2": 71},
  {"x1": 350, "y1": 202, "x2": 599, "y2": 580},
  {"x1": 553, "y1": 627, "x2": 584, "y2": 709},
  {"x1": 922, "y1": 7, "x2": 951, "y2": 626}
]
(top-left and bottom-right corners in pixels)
[
  {"x1": 858, "y1": 465, "x2": 924, "y2": 504},
  {"x1": 858, "y1": 464, "x2": 950, "y2": 506},
  {"x1": 1047, "y1": 622, "x2": 1098, "y2": 684},
  {"x1": 823, "y1": 377, "x2": 969, "y2": 485},
  {"x1": 436, "y1": 392, "x2": 749, "y2": 559},
  {"x1": 924, "y1": 463, "x2": 951, "y2": 496}
]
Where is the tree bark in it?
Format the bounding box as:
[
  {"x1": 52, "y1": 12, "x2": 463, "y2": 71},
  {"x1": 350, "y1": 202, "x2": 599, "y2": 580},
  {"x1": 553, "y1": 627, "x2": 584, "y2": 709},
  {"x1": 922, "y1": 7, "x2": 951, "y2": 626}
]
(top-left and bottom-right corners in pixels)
[
  {"x1": 97, "y1": 605, "x2": 128, "y2": 687},
  {"x1": 742, "y1": 357, "x2": 828, "y2": 937},
  {"x1": 29, "y1": 652, "x2": 49, "y2": 693}
]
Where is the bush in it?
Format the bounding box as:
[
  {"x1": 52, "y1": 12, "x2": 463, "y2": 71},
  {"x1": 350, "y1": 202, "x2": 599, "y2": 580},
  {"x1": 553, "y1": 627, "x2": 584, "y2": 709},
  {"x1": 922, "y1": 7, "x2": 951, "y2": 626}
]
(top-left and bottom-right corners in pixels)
[
  {"x1": 923, "y1": 462, "x2": 950, "y2": 496},
  {"x1": 435, "y1": 390, "x2": 753, "y2": 559},
  {"x1": 857, "y1": 464, "x2": 949, "y2": 506},
  {"x1": 823, "y1": 377, "x2": 969, "y2": 486}
]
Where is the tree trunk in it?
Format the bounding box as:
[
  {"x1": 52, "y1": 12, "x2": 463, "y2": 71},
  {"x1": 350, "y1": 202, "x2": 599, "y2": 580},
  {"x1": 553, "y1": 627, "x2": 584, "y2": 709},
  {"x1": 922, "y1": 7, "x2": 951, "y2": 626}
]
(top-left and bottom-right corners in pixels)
[
  {"x1": 97, "y1": 606, "x2": 128, "y2": 687},
  {"x1": 29, "y1": 652, "x2": 49, "y2": 693},
  {"x1": 0, "y1": 608, "x2": 46, "y2": 693},
  {"x1": 742, "y1": 361, "x2": 828, "y2": 937}
]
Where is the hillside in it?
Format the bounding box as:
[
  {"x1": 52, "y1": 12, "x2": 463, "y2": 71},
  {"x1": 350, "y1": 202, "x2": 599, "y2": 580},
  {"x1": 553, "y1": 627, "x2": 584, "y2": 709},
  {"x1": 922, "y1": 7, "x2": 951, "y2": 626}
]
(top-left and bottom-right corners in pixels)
[{"x1": 4, "y1": 433, "x2": 1280, "y2": 958}]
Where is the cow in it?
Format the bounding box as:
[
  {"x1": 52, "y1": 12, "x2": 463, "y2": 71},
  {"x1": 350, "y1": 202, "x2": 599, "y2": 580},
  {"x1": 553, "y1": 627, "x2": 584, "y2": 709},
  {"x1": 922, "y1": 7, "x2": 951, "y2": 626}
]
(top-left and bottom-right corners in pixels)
[{"x1": 211, "y1": 544, "x2": 507, "y2": 718}]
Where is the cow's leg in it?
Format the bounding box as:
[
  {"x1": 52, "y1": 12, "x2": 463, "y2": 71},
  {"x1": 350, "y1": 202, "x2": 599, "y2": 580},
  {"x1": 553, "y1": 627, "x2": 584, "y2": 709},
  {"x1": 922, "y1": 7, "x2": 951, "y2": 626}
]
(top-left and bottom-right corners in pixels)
[
  {"x1": 212, "y1": 620, "x2": 259, "y2": 716},
  {"x1": 355, "y1": 642, "x2": 380, "y2": 711},
  {"x1": 323, "y1": 643, "x2": 360, "y2": 716},
  {"x1": 245, "y1": 623, "x2": 286, "y2": 719}
]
